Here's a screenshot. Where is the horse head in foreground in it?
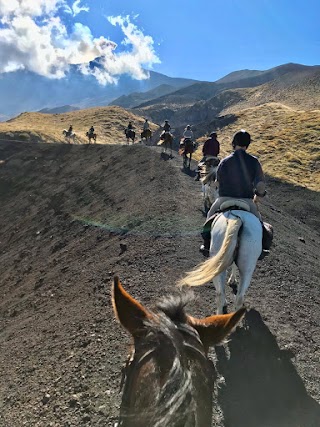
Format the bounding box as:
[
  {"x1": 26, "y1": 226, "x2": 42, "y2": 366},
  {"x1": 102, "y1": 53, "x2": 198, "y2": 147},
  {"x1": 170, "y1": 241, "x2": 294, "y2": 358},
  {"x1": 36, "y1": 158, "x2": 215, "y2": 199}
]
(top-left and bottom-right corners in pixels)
[
  {"x1": 112, "y1": 276, "x2": 245, "y2": 427},
  {"x1": 179, "y1": 202, "x2": 263, "y2": 314}
]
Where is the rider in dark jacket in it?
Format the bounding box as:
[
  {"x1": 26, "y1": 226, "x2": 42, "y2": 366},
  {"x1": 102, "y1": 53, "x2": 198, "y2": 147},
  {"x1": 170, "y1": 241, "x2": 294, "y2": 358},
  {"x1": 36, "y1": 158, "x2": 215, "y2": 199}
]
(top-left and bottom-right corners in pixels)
[
  {"x1": 200, "y1": 130, "x2": 272, "y2": 259},
  {"x1": 195, "y1": 132, "x2": 220, "y2": 181},
  {"x1": 89, "y1": 126, "x2": 94, "y2": 135},
  {"x1": 203, "y1": 132, "x2": 220, "y2": 157}
]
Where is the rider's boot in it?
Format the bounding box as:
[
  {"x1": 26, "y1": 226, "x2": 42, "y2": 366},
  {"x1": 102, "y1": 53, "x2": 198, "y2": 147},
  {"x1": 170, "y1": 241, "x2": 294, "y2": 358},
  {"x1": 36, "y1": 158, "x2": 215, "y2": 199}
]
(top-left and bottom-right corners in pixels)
[
  {"x1": 195, "y1": 171, "x2": 200, "y2": 181},
  {"x1": 258, "y1": 222, "x2": 273, "y2": 261},
  {"x1": 199, "y1": 221, "x2": 212, "y2": 257}
]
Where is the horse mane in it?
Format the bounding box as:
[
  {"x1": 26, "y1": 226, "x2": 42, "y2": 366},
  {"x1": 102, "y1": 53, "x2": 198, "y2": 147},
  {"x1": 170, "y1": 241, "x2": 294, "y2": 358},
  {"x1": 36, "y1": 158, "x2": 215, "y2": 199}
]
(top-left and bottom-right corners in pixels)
[
  {"x1": 147, "y1": 294, "x2": 203, "y2": 426},
  {"x1": 121, "y1": 293, "x2": 210, "y2": 427}
]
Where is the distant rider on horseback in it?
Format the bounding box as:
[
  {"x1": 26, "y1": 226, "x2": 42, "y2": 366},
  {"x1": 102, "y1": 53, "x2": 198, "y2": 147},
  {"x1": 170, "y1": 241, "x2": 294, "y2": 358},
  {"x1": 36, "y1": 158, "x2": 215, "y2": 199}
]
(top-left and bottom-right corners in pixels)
[
  {"x1": 143, "y1": 118, "x2": 150, "y2": 131},
  {"x1": 182, "y1": 125, "x2": 194, "y2": 141},
  {"x1": 201, "y1": 130, "x2": 272, "y2": 258},
  {"x1": 67, "y1": 125, "x2": 73, "y2": 137},
  {"x1": 88, "y1": 126, "x2": 94, "y2": 136},
  {"x1": 160, "y1": 120, "x2": 172, "y2": 140},
  {"x1": 195, "y1": 131, "x2": 220, "y2": 181},
  {"x1": 127, "y1": 121, "x2": 134, "y2": 131}
]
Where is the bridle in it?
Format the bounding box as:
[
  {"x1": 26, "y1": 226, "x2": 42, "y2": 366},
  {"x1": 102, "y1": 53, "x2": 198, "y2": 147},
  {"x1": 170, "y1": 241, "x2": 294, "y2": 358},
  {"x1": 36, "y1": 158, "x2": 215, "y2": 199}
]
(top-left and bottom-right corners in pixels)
[{"x1": 117, "y1": 322, "x2": 212, "y2": 426}]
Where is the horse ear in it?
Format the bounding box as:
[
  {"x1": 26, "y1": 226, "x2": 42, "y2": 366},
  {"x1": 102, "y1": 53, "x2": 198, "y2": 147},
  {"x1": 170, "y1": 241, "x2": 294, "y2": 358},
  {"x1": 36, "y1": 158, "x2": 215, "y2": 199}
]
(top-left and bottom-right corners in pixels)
[
  {"x1": 112, "y1": 277, "x2": 152, "y2": 337},
  {"x1": 187, "y1": 308, "x2": 246, "y2": 352}
]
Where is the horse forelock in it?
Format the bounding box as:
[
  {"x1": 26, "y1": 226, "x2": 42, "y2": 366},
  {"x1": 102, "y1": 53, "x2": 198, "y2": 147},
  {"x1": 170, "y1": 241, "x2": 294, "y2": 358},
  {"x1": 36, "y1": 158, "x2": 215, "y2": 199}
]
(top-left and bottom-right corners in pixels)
[{"x1": 120, "y1": 293, "x2": 211, "y2": 426}]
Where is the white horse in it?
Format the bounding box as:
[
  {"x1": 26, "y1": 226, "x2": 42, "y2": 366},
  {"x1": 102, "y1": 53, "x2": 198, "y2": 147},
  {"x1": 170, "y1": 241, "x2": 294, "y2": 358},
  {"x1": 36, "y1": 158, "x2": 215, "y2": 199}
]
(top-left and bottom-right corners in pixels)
[
  {"x1": 199, "y1": 156, "x2": 220, "y2": 213},
  {"x1": 62, "y1": 129, "x2": 76, "y2": 144},
  {"x1": 178, "y1": 206, "x2": 262, "y2": 314}
]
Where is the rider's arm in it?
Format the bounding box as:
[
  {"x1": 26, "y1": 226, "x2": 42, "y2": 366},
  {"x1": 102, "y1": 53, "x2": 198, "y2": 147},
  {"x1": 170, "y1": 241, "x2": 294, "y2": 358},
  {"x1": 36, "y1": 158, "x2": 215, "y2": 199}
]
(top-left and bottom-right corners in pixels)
[{"x1": 254, "y1": 162, "x2": 266, "y2": 197}]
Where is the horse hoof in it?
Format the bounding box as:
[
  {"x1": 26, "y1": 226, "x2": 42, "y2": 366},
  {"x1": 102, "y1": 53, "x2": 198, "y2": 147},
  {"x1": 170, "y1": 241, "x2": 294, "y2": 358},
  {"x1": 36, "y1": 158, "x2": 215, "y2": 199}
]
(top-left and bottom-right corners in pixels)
[{"x1": 223, "y1": 305, "x2": 228, "y2": 314}]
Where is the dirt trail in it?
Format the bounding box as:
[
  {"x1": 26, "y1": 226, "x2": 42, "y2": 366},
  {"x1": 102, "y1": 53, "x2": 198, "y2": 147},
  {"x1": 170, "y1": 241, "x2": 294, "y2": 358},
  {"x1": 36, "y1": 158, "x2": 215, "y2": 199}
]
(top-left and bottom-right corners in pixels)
[{"x1": 0, "y1": 140, "x2": 319, "y2": 426}]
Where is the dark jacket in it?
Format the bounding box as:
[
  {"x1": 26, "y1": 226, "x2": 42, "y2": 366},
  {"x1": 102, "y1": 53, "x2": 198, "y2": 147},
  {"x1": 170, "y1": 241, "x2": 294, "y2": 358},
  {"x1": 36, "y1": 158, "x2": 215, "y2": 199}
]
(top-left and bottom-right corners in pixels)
[
  {"x1": 217, "y1": 149, "x2": 265, "y2": 199},
  {"x1": 203, "y1": 137, "x2": 220, "y2": 157}
]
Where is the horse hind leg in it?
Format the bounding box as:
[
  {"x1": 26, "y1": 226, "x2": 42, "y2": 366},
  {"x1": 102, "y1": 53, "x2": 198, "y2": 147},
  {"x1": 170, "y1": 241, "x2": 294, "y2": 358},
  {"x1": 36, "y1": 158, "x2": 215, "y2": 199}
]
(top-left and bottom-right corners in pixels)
[
  {"x1": 228, "y1": 264, "x2": 238, "y2": 295},
  {"x1": 234, "y1": 268, "x2": 255, "y2": 311},
  {"x1": 213, "y1": 271, "x2": 227, "y2": 314}
]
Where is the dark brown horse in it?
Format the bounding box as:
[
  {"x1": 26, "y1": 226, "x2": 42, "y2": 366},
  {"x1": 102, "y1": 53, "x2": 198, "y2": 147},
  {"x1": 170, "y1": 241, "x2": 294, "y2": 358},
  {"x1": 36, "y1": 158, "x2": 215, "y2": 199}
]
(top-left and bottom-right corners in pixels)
[
  {"x1": 140, "y1": 129, "x2": 152, "y2": 143},
  {"x1": 86, "y1": 131, "x2": 97, "y2": 144},
  {"x1": 158, "y1": 131, "x2": 173, "y2": 157},
  {"x1": 179, "y1": 138, "x2": 195, "y2": 168},
  {"x1": 125, "y1": 129, "x2": 136, "y2": 144},
  {"x1": 112, "y1": 276, "x2": 245, "y2": 427}
]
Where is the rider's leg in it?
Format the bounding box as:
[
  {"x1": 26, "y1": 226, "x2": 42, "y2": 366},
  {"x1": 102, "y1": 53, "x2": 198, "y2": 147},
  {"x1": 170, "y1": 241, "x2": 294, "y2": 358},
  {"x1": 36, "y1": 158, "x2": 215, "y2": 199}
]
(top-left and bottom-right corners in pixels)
[{"x1": 200, "y1": 198, "x2": 224, "y2": 256}]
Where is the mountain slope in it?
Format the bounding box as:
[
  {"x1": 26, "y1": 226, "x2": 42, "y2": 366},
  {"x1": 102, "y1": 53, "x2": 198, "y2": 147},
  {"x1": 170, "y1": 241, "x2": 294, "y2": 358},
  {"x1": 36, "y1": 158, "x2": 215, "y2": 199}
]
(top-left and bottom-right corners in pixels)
[
  {"x1": 0, "y1": 69, "x2": 197, "y2": 118},
  {"x1": 0, "y1": 106, "x2": 160, "y2": 144},
  {"x1": 193, "y1": 103, "x2": 320, "y2": 193},
  {"x1": 134, "y1": 64, "x2": 320, "y2": 126},
  {"x1": 109, "y1": 84, "x2": 179, "y2": 109},
  {"x1": 38, "y1": 105, "x2": 80, "y2": 114},
  {"x1": 0, "y1": 141, "x2": 319, "y2": 426}
]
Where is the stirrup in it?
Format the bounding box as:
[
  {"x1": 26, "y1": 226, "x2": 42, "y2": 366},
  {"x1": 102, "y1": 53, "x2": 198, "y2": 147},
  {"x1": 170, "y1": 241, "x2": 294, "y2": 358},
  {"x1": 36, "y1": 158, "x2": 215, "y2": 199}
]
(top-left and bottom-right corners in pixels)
[{"x1": 258, "y1": 250, "x2": 270, "y2": 261}]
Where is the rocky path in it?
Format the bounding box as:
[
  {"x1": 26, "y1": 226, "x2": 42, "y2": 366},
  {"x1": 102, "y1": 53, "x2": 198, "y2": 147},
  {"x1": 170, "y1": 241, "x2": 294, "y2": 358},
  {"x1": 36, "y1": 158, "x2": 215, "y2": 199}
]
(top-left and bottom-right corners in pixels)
[{"x1": 0, "y1": 140, "x2": 319, "y2": 426}]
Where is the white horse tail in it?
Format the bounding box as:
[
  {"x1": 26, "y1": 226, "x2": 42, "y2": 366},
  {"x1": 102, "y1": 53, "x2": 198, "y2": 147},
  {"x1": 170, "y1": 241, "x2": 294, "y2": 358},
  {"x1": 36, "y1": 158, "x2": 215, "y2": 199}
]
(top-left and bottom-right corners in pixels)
[{"x1": 178, "y1": 216, "x2": 242, "y2": 287}]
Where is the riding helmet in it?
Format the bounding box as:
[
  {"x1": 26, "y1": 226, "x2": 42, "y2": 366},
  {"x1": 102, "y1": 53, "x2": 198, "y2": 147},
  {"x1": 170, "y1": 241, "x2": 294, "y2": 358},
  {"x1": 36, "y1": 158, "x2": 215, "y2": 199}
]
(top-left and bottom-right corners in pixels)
[{"x1": 232, "y1": 130, "x2": 251, "y2": 147}]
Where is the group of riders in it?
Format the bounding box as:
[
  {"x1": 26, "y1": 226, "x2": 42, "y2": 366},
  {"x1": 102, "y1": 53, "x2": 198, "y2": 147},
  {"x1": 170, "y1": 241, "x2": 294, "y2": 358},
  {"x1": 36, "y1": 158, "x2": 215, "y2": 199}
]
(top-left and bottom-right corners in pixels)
[
  {"x1": 125, "y1": 120, "x2": 273, "y2": 259},
  {"x1": 65, "y1": 125, "x2": 95, "y2": 138},
  {"x1": 66, "y1": 120, "x2": 273, "y2": 259}
]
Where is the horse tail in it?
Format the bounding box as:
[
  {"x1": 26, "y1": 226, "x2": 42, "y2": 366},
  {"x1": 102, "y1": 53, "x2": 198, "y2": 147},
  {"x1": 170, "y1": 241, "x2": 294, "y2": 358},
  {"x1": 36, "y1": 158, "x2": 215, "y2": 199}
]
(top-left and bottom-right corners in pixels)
[{"x1": 178, "y1": 216, "x2": 242, "y2": 287}]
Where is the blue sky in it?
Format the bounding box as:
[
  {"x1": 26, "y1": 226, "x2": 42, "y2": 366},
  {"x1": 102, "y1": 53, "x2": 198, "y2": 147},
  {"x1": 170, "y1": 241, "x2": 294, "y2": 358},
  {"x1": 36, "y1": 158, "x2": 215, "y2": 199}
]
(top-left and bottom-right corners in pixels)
[{"x1": 0, "y1": 0, "x2": 319, "y2": 83}]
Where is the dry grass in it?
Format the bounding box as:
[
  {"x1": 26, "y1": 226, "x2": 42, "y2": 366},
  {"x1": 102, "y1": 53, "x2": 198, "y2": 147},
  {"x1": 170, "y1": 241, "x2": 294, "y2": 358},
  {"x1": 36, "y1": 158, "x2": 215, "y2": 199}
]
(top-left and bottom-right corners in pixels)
[
  {"x1": 0, "y1": 106, "x2": 158, "y2": 145},
  {"x1": 1, "y1": 102, "x2": 319, "y2": 191},
  {"x1": 194, "y1": 103, "x2": 320, "y2": 191}
]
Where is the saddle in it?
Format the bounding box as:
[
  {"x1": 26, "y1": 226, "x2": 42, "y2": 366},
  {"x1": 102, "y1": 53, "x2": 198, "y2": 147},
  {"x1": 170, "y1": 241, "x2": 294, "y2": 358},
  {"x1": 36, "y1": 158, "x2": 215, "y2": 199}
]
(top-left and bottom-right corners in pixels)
[
  {"x1": 201, "y1": 201, "x2": 273, "y2": 258},
  {"x1": 220, "y1": 199, "x2": 250, "y2": 212}
]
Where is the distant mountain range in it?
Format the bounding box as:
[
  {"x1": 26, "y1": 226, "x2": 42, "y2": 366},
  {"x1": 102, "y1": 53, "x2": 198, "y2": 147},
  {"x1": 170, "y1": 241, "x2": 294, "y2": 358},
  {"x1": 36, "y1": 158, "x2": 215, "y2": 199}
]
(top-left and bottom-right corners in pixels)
[
  {"x1": 0, "y1": 62, "x2": 319, "y2": 123},
  {"x1": 131, "y1": 63, "x2": 320, "y2": 128},
  {"x1": 38, "y1": 105, "x2": 80, "y2": 114},
  {"x1": 0, "y1": 66, "x2": 196, "y2": 120}
]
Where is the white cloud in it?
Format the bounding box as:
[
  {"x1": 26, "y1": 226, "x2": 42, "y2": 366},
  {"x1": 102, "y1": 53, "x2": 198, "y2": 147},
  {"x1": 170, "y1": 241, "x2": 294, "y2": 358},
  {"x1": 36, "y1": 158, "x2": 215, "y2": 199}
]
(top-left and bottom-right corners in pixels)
[
  {"x1": 72, "y1": 0, "x2": 89, "y2": 16},
  {"x1": 0, "y1": 3, "x2": 161, "y2": 84}
]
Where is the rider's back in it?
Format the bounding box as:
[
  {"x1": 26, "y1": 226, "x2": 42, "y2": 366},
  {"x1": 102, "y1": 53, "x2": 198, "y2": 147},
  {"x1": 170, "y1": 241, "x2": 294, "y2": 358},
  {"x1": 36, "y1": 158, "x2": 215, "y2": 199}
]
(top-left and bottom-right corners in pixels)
[
  {"x1": 218, "y1": 150, "x2": 263, "y2": 199},
  {"x1": 203, "y1": 137, "x2": 219, "y2": 157}
]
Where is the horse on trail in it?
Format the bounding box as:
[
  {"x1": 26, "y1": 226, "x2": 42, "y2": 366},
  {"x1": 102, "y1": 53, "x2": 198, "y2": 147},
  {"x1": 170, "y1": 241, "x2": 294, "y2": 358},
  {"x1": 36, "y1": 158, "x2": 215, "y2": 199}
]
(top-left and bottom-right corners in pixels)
[
  {"x1": 140, "y1": 129, "x2": 152, "y2": 143},
  {"x1": 86, "y1": 132, "x2": 97, "y2": 144},
  {"x1": 125, "y1": 129, "x2": 136, "y2": 144},
  {"x1": 112, "y1": 276, "x2": 245, "y2": 427},
  {"x1": 178, "y1": 202, "x2": 263, "y2": 315},
  {"x1": 62, "y1": 129, "x2": 76, "y2": 144},
  {"x1": 158, "y1": 131, "x2": 173, "y2": 157},
  {"x1": 179, "y1": 138, "x2": 196, "y2": 169},
  {"x1": 198, "y1": 156, "x2": 220, "y2": 214}
]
